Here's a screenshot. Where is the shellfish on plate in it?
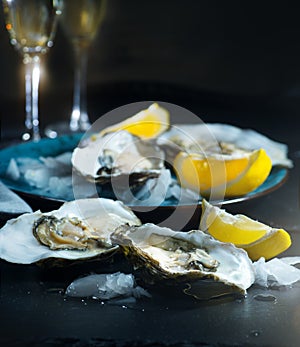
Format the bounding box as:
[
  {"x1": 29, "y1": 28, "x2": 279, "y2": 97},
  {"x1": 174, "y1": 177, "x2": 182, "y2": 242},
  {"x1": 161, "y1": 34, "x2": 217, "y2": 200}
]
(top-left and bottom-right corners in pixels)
[
  {"x1": 157, "y1": 123, "x2": 293, "y2": 167},
  {"x1": 72, "y1": 130, "x2": 165, "y2": 185},
  {"x1": 111, "y1": 223, "x2": 255, "y2": 294},
  {"x1": 0, "y1": 198, "x2": 141, "y2": 264}
]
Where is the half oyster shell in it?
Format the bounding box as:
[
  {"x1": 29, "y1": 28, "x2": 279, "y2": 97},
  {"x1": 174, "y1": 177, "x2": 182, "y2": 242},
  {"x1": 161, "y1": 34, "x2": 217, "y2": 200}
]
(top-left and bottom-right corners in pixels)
[
  {"x1": 111, "y1": 223, "x2": 255, "y2": 294},
  {"x1": 72, "y1": 130, "x2": 165, "y2": 184},
  {"x1": 157, "y1": 123, "x2": 293, "y2": 167},
  {"x1": 0, "y1": 198, "x2": 141, "y2": 264}
]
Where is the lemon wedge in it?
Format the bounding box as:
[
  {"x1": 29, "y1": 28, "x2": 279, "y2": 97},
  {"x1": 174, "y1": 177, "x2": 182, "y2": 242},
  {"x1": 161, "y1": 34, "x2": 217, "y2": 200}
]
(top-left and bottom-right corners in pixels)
[
  {"x1": 225, "y1": 148, "x2": 272, "y2": 196},
  {"x1": 99, "y1": 103, "x2": 170, "y2": 140},
  {"x1": 173, "y1": 148, "x2": 272, "y2": 197},
  {"x1": 200, "y1": 199, "x2": 291, "y2": 261}
]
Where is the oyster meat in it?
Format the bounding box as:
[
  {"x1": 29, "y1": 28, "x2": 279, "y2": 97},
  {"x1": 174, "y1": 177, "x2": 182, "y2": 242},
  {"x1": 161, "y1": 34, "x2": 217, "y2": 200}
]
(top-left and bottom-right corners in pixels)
[
  {"x1": 33, "y1": 215, "x2": 103, "y2": 250},
  {"x1": 0, "y1": 198, "x2": 141, "y2": 264},
  {"x1": 72, "y1": 130, "x2": 165, "y2": 184},
  {"x1": 111, "y1": 223, "x2": 255, "y2": 294}
]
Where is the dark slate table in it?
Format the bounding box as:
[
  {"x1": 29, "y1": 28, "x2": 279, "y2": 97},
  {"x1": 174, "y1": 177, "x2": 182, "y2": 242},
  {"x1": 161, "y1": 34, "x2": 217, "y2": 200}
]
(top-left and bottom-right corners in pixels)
[{"x1": 1, "y1": 84, "x2": 300, "y2": 347}]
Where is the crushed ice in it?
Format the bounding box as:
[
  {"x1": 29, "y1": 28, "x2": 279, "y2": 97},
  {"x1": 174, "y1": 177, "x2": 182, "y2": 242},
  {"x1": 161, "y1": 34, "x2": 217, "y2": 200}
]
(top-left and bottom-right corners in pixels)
[
  {"x1": 6, "y1": 153, "x2": 72, "y2": 191},
  {"x1": 6, "y1": 158, "x2": 20, "y2": 181},
  {"x1": 5, "y1": 153, "x2": 95, "y2": 200},
  {"x1": 65, "y1": 272, "x2": 151, "y2": 300},
  {"x1": 253, "y1": 257, "x2": 300, "y2": 288},
  {"x1": 5, "y1": 153, "x2": 200, "y2": 205},
  {"x1": 115, "y1": 168, "x2": 199, "y2": 206}
]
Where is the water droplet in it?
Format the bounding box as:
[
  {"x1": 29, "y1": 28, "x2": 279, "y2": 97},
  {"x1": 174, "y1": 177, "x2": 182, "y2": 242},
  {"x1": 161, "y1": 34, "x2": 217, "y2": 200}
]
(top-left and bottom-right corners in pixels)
[
  {"x1": 235, "y1": 298, "x2": 244, "y2": 304},
  {"x1": 250, "y1": 330, "x2": 261, "y2": 337},
  {"x1": 47, "y1": 287, "x2": 64, "y2": 294},
  {"x1": 253, "y1": 294, "x2": 277, "y2": 303},
  {"x1": 27, "y1": 291, "x2": 31, "y2": 295}
]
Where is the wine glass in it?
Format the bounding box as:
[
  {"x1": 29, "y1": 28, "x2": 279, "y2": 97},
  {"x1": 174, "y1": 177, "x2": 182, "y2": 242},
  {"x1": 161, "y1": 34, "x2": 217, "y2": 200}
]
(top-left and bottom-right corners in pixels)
[
  {"x1": 45, "y1": 0, "x2": 106, "y2": 138},
  {"x1": 2, "y1": 0, "x2": 61, "y2": 141}
]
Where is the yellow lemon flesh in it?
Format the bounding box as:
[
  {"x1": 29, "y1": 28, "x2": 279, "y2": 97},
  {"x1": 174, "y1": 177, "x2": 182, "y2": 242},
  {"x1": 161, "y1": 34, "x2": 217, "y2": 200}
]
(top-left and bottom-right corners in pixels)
[
  {"x1": 200, "y1": 199, "x2": 291, "y2": 261},
  {"x1": 173, "y1": 148, "x2": 272, "y2": 197},
  {"x1": 99, "y1": 103, "x2": 170, "y2": 140}
]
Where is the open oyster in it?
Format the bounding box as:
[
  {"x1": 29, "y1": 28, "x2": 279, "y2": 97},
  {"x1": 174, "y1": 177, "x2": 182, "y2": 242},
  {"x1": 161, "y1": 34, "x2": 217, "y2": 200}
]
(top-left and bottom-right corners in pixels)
[
  {"x1": 111, "y1": 223, "x2": 255, "y2": 294},
  {"x1": 72, "y1": 130, "x2": 165, "y2": 184},
  {"x1": 0, "y1": 198, "x2": 141, "y2": 264},
  {"x1": 157, "y1": 123, "x2": 293, "y2": 167},
  {"x1": 33, "y1": 215, "x2": 103, "y2": 250}
]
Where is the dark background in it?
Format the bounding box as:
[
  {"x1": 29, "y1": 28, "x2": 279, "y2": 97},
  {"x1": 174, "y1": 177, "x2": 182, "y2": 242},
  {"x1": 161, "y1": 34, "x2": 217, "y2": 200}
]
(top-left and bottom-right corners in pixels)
[
  {"x1": 3, "y1": 3, "x2": 300, "y2": 346},
  {"x1": 1, "y1": 1, "x2": 300, "y2": 138}
]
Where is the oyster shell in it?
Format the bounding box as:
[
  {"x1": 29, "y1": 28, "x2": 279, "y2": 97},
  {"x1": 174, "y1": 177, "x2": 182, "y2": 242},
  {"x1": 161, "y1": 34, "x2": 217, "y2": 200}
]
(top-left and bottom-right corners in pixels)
[
  {"x1": 72, "y1": 130, "x2": 165, "y2": 184},
  {"x1": 111, "y1": 223, "x2": 255, "y2": 294},
  {"x1": 157, "y1": 123, "x2": 293, "y2": 167},
  {"x1": 0, "y1": 198, "x2": 141, "y2": 264}
]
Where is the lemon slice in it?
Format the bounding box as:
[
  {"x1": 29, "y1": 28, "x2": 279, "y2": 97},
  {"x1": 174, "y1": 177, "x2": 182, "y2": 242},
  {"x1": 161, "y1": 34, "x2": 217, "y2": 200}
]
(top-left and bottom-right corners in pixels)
[
  {"x1": 173, "y1": 148, "x2": 272, "y2": 197},
  {"x1": 99, "y1": 103, "x2": 170, "y2": 140},
  {"x1": 200, "y1": 199, "x2": 291, "y2": 260}
]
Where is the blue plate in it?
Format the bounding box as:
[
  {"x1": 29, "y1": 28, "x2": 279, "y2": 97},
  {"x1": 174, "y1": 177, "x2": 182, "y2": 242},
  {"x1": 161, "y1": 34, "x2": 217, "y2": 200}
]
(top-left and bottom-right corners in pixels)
[
  {"x1": 0, "y1": 134, "x2": 289, "y2": 208},
  {"x1": 0, "y1": 134, "x2": 82, "y2": 203}
]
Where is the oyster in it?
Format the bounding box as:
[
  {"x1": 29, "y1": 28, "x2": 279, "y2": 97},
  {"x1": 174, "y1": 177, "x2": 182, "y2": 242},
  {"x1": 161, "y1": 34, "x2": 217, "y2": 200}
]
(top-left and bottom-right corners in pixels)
[
  {"x1": 33, "y1": 215, "x2": 102, "y2": 250},
  {"x1": 0, "y1": 198, "x2": 141, "y2": 264},
  {"x1": 157, "y1": 123, "x2": 293, "y2": 167},
  {"x1": 111, "y1": 223, "x2": 255, "y2": 294},
  {"x1": 72, "y1": 130, "x2": 165, "y2": 184}
]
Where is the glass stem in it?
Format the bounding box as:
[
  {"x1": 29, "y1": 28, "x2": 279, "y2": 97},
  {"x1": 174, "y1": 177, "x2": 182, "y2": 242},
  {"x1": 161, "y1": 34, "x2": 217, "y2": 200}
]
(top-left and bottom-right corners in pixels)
[
  {"x1": 25, "y1": 63, "x2": 32, "y2": 132},
  {"x1": 70, "y1": 45, "x2": 90, "y2": 132},
  {"x1": 24, "y1": 56, "x2": 41, "y2": 141}
]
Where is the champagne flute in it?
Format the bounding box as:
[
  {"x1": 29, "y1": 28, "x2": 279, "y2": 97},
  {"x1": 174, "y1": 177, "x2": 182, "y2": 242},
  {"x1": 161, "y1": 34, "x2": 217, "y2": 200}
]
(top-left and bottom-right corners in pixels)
[
  {"x1": 2, "y1": 0, "x2": 61, "y2": 141},
  {"x1": 45, "y1": 0, "x2": 106, "y2": 138}
]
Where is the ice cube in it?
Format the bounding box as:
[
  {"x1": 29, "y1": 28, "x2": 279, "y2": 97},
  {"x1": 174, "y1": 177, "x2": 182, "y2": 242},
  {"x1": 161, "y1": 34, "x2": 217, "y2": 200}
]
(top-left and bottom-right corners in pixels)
[
  {"x1": 253, "y1": 257, "x2": 300, "y2": 288},
  {"x1": 24, "y1": 167, "x2": 51, "y2": 189},
  {"x1": 16, "y1": 158, "x2": 41, "y2": 175},
  {"x1": 65, "y1": 272, "x2": 151, "y2": 300},
  {"x1": 5, "y1": 158, "x2": 20, "y2": 181},
  {"x1": 48, "y1": 176, "x2": 72, "y2": 197},
  {"x1": 40, "y1": 152, "x2": 71, "y2": 175},
  {"x1": 116, "y1": 169, "x2": 172, "y2": 206}
]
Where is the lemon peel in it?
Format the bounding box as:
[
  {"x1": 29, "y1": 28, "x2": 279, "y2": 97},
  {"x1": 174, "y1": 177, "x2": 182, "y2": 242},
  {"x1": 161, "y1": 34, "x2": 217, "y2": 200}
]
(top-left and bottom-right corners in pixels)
[
  {"x1": 241, "y1": 228, "x2": 291, "y2": 261},
  {"x1": 200, "y1": 200, "x2": 291, "y2": 261},
  {"x1": 224, "y1": 148, "x2": 272, "y2": 197},
  {"x1": 99, "y1": 103, "x2": 170, "y2": 140}
]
